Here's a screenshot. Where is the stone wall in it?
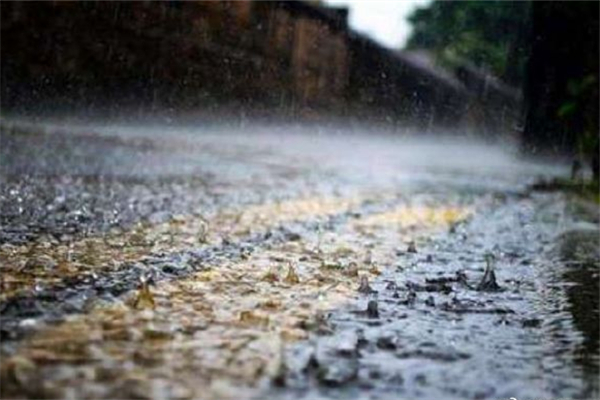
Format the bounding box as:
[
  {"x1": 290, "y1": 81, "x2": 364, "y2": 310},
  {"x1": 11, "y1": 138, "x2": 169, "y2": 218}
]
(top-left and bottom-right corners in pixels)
[{"x1": 1, "y1": 1, "x2": 521, "y2": 133}]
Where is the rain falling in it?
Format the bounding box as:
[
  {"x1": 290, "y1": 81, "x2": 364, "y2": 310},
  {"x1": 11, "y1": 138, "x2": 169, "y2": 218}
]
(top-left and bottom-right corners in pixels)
[{"x1": 0, "y1": 2, "x2": 598, "y2": 400}]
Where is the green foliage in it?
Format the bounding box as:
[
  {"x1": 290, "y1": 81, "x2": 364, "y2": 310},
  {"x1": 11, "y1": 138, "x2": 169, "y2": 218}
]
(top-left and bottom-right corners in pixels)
[
  {"x1": 557, "y1": 74, "x2": 599, "y2": 162},
  {"x1": 406, "y1": 1, "x2": 530, "y2": 84},
  {"x1": 558, "y1": 101, "x2": 577, "y2": 119},
  {"x1": 558, "y1": 75, "x2": 597, "y2": 119}
]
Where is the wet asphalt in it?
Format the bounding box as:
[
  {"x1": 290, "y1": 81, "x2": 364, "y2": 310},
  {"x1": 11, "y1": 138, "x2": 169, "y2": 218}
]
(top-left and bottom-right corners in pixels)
[{"x1": 0, "y1": 120, "x2": 598, "y2": 400}]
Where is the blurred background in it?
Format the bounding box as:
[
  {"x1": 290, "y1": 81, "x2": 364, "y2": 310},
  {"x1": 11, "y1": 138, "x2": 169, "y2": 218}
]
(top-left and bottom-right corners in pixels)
[{"x1": 1, "y1": 0, "x2": 598, "y2": 172}]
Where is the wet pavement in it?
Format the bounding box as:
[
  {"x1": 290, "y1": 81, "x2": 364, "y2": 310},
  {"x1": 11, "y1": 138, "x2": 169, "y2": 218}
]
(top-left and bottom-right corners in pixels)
[{"x1": 0, "y1": 120, "x2": 598, "y2": 400}]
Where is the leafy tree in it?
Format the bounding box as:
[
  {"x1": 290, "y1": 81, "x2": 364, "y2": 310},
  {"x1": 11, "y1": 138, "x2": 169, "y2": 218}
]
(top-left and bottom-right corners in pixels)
[
  {"x1": 523, "y1": 1, "x2": 599, "y2": 182},
  {"x1": 406, "y1": 1, "x2": 530, "y2": 85}
]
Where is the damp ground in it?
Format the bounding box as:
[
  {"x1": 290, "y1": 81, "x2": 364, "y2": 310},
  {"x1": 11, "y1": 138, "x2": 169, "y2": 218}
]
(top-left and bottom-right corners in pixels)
[{"x1": 1, "y1": 120, "x2": 598, "y2": 400}]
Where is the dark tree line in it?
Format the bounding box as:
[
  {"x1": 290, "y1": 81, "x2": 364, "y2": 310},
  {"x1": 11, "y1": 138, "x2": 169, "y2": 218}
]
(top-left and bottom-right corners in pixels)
[
  {"x1": 522, "y1": 1, "x2": 599, "y2": 181},
  {"x1": 407, "y1": 1, "x2": 599, "y2": 179},
  {"x1": 406, "y1": 1, "x2": 530, "y2": 86}
]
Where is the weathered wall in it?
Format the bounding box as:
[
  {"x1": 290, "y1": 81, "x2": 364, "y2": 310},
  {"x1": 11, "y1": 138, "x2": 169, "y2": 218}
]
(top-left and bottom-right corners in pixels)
[
  {"x1": 1, "y1": 1, "x2": 349, "y2": 115},
  {"x1": 0, "y1": 1, "x2": 520, "y2": 133}
]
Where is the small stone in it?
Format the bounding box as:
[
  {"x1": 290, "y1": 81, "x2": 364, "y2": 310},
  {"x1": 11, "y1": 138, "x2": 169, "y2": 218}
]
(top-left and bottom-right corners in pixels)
[
  {"x1": 400, "y1": 290, "x2": 417, "y2": 306},
  {"x1": 425, "y1": 296, "x2": 435, "y2": 307},
  {"x1": 407, "y1": 241, "x2": 417, "y2": 253},
  {"x1": 376, "y1": 335, "x2": 397, "y2": 350},
  {"x1": 344, "y1": 262, "x2": 359, "y2": 277},
  {"x1": 522, "y1": 318, "x2": 541, "y2": 328},
  {"x1": 358, "y1": 276, "x2": 376, "y2": 294},
  {"x1": 366, "y1": 300, "x2": 379, "y2": 318}
]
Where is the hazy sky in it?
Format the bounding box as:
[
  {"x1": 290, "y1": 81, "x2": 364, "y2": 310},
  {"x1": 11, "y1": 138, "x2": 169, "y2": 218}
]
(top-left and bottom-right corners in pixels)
[{"x1": 325, "y1": 0, "x2": 432, "y2": 49}]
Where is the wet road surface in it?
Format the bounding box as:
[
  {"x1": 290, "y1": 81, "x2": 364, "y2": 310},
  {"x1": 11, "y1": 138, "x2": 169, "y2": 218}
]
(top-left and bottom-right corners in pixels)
[{"x1": 1, "y1": 120, "x2": 598, "y2": 400}]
